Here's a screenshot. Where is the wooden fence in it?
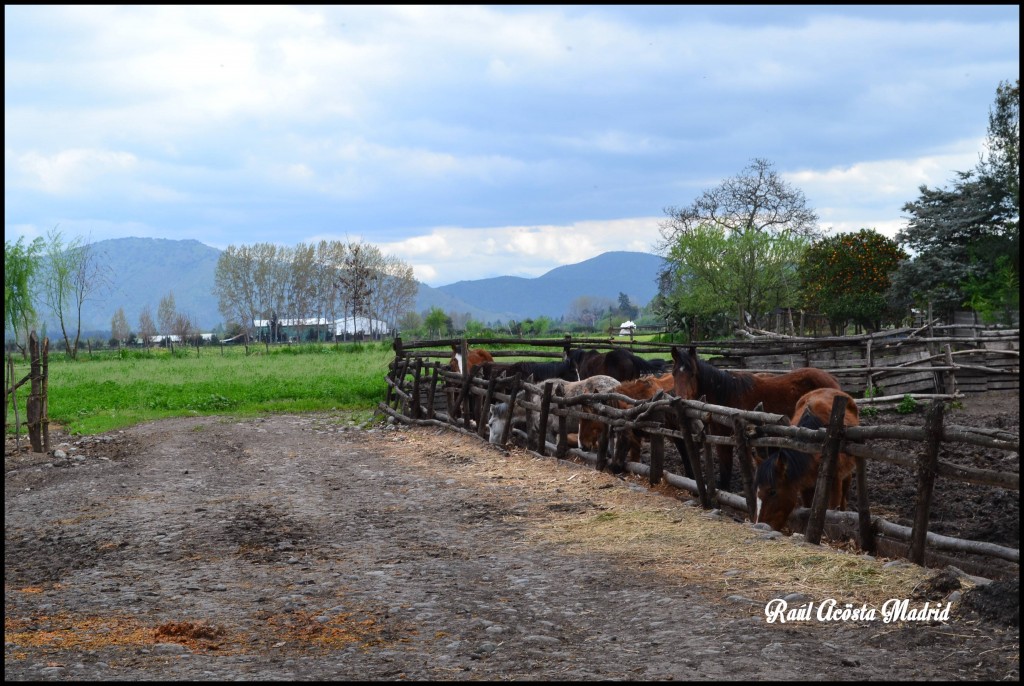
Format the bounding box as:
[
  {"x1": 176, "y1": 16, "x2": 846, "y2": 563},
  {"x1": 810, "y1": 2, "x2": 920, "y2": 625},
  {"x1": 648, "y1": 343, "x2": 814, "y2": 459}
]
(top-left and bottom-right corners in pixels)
[
  {"x1": 5, "y1": 331, "x2": 50, "y2": 454},
  {"x1": 380, "y1": 329, "x2": 1019, "y2": 579}
]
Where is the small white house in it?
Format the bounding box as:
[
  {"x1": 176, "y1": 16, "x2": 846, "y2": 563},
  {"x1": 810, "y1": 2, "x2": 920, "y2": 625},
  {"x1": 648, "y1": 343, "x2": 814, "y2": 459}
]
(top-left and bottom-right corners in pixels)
[{"x1": 618, "y1": 320, "x2": 636, "y2": 336}]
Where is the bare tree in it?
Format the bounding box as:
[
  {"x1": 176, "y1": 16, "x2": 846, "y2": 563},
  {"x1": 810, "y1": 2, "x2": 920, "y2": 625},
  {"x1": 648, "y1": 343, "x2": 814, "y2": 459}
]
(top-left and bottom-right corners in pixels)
[
  {"x1": 41, "y1": 227, "x2": 112, "y2": 359},
  {"x1": 373, "y1": 254, "x2": 417, "y2": 334},
  {"x1": 170, "y1": 312, "x2": 194, "y2": 345},
  {"x1": 214, "y1": 245, "x2": 260, "y2": 344},
  {"x1": 157, "y1": 291, "x2": 176, "y2": 337},
  {"x1": 138, "y1": 306, "x2": 157, "y2": 348},
  {"x1": 567, "y1": 295, "x2": 613, "y2": 329},
  {"x1": 111, "y1": 307, "x2": 130, "y2": 347}
]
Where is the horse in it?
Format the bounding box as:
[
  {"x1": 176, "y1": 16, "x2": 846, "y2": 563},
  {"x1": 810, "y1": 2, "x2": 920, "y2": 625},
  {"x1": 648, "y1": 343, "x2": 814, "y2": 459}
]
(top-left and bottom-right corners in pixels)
[
  {"x1": 569, "y1": 347, "x2": 670, "y2": 382},
  {"x1": 486, "y1": 374, "x2": 619, "y2": 448},
  {"x1": 576, "y1": 372, "x2": 695, "y2": 477},
  {"x1": 498, "y1": 356, "x2": 580, "y2": 383},
  {"x1": 669, "y1": 345, "x2": 842, "y2": 490},
  {"x1": 447, "y1": 345, "x2": 494, "y2": 422},
  {"x1": 753, "y1": 387, "x2": 859, "y2": 532}
]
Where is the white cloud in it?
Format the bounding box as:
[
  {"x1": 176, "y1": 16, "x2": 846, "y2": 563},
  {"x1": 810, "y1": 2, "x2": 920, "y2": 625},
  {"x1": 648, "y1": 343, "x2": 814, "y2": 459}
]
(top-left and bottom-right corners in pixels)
[
  {"x1": 9, "y1": 148, "x2": 138, "y2": 195},
  {"x1": 378, "y1": 217, "x2": 663, "y2": 286}
]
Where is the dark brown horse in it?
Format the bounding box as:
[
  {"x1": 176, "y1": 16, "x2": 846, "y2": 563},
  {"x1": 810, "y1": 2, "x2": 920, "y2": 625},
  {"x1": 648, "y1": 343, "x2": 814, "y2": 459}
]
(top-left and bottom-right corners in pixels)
[
  {"x1": 670, "y1": 345, "x2": 842, "y2": 490},
  {"x1": 569, "y1": 347, "x2": 669, "y2": 382},
  {"x1": 577, "y1": 372, "x2": 695, "y2": 477},
  {"x1": 753, "y1": 387, "x2": 859, "y2": 532}
]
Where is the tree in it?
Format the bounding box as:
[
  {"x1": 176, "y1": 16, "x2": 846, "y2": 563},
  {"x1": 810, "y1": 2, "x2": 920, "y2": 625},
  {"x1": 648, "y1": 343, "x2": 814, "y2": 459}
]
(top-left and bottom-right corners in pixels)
[
  {"x1": 138, "y1": 306, "x2": 157, "y2": 348},
  {"x1": 657, "y1": 158, "x2": 820, "y2": 331},
  {"x1": 41, "y1": 227, "x2": 112, "y2": 359},
  {"x1": 157, "y1": 291, "x2": 177, "y2": 336},
  {"x1": 398, "y1": 310, "x2": 423, "y2": 336},
  {"x1": 617, "y1": 293, "x2": 638, "y2": 321},
  {"x1": 110, "y1": 307, "x2": 130, "y2": 347},
  {"x1": 893, "y1": 80, "x2": 1019, "y2": 322},
  {"x1": 567, "y1": 295, "x2": 613, "y2": 330},
  {"x1": 4, "y1": 235, "x2": 45, "y2": 358},
  {"x1": 171, "y1": 312, "x2": 194, "y2": 346},
  {"x1": 423, "y1": 306, "x2": 448, "y2": 338},
  {"x1": 799, "y1": 229, "x2": 908, "y2": 334}
]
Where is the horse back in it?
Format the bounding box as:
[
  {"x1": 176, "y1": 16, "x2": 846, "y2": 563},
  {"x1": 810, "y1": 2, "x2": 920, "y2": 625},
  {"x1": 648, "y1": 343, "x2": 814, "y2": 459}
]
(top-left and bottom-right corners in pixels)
[
  {"x1": 792, "y1": 386, "x2": 859, "y2": 430},
  {"x1": 754, "y1": 368, "x2": 841, "y2": 415}
]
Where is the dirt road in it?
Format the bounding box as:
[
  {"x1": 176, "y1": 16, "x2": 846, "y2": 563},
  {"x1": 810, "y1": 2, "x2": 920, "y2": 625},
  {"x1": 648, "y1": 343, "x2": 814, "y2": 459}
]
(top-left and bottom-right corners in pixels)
[{"x1": 5, "y1": 412, "x2": 1019, "y2": 680}]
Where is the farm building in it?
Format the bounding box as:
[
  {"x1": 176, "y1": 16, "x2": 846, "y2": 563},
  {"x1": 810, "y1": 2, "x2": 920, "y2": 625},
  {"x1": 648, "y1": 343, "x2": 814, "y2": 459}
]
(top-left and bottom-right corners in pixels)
[{"x1": 252, "y1": 316, "x2": 391, "y2": 342}]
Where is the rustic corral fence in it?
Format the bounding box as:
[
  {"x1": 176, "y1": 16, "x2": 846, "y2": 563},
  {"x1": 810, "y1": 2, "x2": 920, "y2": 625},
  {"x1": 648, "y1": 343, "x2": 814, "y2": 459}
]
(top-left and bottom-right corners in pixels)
[
  {"x1": 4, "y1": 331, "x2": 50, "y2": 454},
  {"x1": 379, "y1": 327, "x2": 1019, "y2": 579}
]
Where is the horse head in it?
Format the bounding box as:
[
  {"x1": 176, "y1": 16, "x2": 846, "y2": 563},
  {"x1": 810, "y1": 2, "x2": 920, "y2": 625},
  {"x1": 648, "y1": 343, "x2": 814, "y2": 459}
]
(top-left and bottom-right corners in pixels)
[
  {"x1": 670, "y1": 345, "x2": 700, "y2": 400},
  {"x1": 753, "y1": 448, "x2": 803, "y2": 532},
  {"x1": 449, "y1": 344, "x2": 463, "y2": 374}
]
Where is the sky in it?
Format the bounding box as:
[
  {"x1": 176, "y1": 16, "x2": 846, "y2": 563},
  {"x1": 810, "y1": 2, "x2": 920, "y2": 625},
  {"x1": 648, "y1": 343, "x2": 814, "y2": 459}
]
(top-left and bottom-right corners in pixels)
[{"x1": 4, "y1": 5, "x2": 1019, "y2": 287}]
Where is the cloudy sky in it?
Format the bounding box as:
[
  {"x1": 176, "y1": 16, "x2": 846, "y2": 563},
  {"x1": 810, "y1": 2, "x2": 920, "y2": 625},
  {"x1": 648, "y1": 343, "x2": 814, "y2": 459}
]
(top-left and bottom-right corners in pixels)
[{"x1": 4, "y1": 5, "x2": 1019, "y2": 286}]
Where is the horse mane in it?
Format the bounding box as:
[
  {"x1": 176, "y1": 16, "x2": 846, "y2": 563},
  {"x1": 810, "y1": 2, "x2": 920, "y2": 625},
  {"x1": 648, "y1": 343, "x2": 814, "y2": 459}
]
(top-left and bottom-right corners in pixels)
[
  {"x1": 694, "y1": 357, "x2": 755, "y2": 404},
  {"x1": 756, "y1": 446, "x2": 814, "y2": 489}
]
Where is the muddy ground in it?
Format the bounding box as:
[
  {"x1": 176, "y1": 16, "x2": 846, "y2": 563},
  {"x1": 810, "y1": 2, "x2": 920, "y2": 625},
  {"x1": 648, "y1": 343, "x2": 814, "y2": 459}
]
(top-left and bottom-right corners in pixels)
[{"x1": 4, "y1": 391, "x2": 1019, "y2": 681}]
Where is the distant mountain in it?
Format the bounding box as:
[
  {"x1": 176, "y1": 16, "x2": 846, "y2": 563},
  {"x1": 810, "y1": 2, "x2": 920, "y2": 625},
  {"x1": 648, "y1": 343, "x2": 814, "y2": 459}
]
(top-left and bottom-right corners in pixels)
[
  {"x1": 48, "y1": 237, "x2": 223, "y2": 336},
  {"x1": 432, "y1": 251, "x2": 665, "y2": 321},
  {"x1": 36, "y1": 238, "x2": 664, "y2": 336}
]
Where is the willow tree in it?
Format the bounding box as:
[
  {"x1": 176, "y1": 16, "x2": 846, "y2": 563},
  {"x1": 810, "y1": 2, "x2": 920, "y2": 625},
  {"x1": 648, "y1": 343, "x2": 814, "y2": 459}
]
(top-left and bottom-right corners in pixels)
[{"x1": 4, "y1": 235, "x2": 45, "y2": 358}]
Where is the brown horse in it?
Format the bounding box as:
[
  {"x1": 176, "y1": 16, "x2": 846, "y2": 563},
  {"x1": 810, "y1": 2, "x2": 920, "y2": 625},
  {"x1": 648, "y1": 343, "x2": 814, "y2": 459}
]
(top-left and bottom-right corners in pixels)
[
  {"x1": 447, "y1": 345, "x2": 494, "y2": 421},
  {"x1": 753, "y1": 388, "x2": 859, "y2": 532},
  {"x1": 577, "y1": 373, "x2": 695, "y2": 477},
  {"x1": 569, "y1": 347, "x2": 669, "y2": 381},
  {"x1": 670, "y1": 345, "x2": 842, "y2": 490}
]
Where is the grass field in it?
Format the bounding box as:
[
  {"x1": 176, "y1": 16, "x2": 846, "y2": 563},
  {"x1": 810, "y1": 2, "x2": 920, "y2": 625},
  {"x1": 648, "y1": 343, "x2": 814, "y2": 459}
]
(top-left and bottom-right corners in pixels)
[
  {"x1": 5, "y1": 335, "x2": 681, "y2": 438},
  {"x1": 5, "y1": 342, "x2": 396, "y2": 436}
]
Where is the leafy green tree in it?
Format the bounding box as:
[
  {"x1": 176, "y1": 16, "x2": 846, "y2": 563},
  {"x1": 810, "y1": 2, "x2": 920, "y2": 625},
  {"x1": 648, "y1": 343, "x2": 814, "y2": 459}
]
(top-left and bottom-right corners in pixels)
[
  {"x1": 657, "y1": 158, "x2": 819, "y2": 331},
  {"x1": 893, "y1": 80, "x2": 1019, "y2": 321},
  {"x1": 398, "y1": 310, "x2": 423, "y2": 336},
  {"x1": 660, "y1": 222, "x2": 809, "y2": 332},
  {"x1": 799, "y1": 229, "x2": 908, "y2": 334},
  {"x1": 4, "y1": 235, "x2": 45, "y2": 358},
  {"x1": 423, "y1": 306, "x2": 448, "y2": 338}
]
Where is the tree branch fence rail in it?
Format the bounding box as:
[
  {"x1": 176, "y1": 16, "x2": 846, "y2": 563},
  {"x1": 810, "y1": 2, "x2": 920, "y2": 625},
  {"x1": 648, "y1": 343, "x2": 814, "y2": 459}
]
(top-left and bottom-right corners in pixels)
[{"x1": 381, "y1": 330, "x2": 1019, "y2": 579}]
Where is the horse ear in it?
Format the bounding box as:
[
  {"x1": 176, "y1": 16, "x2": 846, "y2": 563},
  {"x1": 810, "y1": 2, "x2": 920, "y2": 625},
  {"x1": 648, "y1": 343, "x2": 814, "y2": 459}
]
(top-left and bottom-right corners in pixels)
[
  {"x1": 671, "y1": 346, "x2": 682, "y2": 364},
  {"x1": 687, "y1": 345, "x2": 697, "y2": 360}
]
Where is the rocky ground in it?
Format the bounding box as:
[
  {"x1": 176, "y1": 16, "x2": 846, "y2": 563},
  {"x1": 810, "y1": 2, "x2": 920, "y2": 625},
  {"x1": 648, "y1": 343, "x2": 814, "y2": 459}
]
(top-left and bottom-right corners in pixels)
[{"x1": 4, "y1": 393, "x2": 1019, "y2": 681}]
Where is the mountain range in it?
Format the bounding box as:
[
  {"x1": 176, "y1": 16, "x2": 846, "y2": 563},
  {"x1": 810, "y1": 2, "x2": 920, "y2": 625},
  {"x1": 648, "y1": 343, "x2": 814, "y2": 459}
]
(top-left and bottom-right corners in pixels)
[{"x1": 35, "y1": 237, "x2": 666, "y2": 336}]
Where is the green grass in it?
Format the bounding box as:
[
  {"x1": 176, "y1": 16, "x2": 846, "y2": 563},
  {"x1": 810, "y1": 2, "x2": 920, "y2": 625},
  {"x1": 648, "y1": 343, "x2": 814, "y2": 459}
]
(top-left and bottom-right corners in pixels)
[{"x1": 5, "y1": 341, "x2": 394, "y2": 436}]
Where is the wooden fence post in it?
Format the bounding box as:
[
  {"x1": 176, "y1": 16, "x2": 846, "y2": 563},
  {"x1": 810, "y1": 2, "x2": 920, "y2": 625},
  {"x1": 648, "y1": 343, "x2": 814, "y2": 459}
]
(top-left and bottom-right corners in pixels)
[
  {"x1": 498, "y1": 374, "x2": 522, "y2": 446},
  {"x1": 410, "y1": 357, "x2": 422, "y2": 420},
  {"x1": 855, "y1": 455, "x2": 875, "y2": 554},
  {"x1": 675, "y1": 403, "x2": 710, "y2": 509},
  {"x1": 478, "y1": 372, "x2": 498, "y2": 439},
  {"x1": 27, "y1": 332, "x2": 42, "y2": 453},
  {"x1": 426, "y1": 363, "x2": 439, "y2": 420},
  {"x1": 41, "y1": 337, "x2": 50, "y2": 452},
  {"x1": 731, "y1": 415, "x2": 757, "y2": 522},
  {"x1": 536, "y1": 381, "x2": 555, "y2": 456},
  {"x1": 805, "y1": 393, "x2": 849, "y2": 545},
  {"x1": 909, "y1": 400, "x2": 943, "y2": 564}
]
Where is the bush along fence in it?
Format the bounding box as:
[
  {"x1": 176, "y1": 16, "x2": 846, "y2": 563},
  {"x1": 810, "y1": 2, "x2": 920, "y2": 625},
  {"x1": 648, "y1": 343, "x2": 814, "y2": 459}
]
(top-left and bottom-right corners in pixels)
[
  {"x1": 5, "y1": 331, "x2": 51, "y2": 453},
  {"x1": 379, "y1": 330, "x2": 1019, "y2": 579}
]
